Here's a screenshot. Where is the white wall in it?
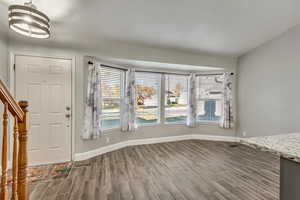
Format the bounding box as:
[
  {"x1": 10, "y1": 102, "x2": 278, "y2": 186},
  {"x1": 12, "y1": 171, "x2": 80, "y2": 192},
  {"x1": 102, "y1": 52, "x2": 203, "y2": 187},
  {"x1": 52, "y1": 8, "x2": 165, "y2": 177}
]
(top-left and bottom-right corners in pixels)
[
  {"x1": 8, "y1": 40, "x2": 237, "y2": 154},
  {"x1": 237, "y1": 25, "x2": 300, "y2": 137},
  {"x1": 0, "y1": 31, "x2": 8, "y2": 83},
  {"x1": 0, "y1": 3, "x2": 8, "y2": 83},
  {"x1": 0, "y1": 9, "x2": 8, "y2": 165}
]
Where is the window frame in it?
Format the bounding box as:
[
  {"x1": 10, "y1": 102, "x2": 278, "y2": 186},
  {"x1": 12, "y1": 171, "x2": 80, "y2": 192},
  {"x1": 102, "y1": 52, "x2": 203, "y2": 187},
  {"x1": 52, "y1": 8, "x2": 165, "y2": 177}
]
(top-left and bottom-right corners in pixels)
[
  {"x1": 163, "y1": 74, "x2": 189, "y2": 125},
  {"x1": 100, "y1": 66, "x2": 125, "y2": 131},
  {"x1": 135, "y1": 72, "x2": 162, "y2": 127},
  {"x1": 196, "y1": 75, "x2": 224, "y2": 124}
]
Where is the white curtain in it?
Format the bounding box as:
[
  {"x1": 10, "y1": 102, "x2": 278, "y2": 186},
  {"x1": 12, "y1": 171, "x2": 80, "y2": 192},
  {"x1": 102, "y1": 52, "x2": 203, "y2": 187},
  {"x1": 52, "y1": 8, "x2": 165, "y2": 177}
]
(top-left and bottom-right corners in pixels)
[
  {"x1": 187, "y1": 73, "x2": 197, "y2": 127},
  {"x1": 121, "y1": 68, "x2": 137, "y2": 132},
  {"x1": 219, "y1": 72, "x2": 234, "y2": 128},
  {"x1": 81, "y1": 61, "x2": 102, "y2": 140}
]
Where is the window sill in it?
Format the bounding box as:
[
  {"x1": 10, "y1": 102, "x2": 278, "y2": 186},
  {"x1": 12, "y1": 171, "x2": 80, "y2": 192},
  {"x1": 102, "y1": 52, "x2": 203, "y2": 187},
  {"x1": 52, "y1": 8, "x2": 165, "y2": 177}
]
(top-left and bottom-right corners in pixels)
[
  {"x1": 164, "y1": 122, "x2": 186, "y2": 125},
  {"x1": 137, "y1": 122, "x2": 161, "y2": 127},
  {"x1": 102, "y1": 127, "x2": 121, "y2": 135},
  {"x1": 197, "y1": 121, "x2": 219, "y2": 126},
  {"x1": 100, "y1": 120, "x2": 220, "y2": 136}
]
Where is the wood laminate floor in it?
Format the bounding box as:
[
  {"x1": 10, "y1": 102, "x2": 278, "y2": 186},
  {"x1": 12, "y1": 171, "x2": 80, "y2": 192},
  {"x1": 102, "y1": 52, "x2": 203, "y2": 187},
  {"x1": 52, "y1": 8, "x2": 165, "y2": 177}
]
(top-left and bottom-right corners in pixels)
[{"x1": 28, "y1": 140, "x2": 280, "y2": 200}]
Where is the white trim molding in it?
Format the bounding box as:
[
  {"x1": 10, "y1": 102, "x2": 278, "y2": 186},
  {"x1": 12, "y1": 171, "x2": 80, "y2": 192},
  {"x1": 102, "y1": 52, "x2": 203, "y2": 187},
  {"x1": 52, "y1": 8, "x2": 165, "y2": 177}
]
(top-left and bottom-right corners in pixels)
[{"x1": 74, "y1": 135, "x2": 239, "y2": 161}]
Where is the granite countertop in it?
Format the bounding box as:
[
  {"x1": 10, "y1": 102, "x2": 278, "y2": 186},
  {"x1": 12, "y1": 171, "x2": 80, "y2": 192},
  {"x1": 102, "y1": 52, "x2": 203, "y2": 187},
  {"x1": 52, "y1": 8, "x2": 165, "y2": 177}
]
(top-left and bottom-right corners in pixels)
[{"x1": 241, "y1": 133, "x2": 300, "y2": 163}]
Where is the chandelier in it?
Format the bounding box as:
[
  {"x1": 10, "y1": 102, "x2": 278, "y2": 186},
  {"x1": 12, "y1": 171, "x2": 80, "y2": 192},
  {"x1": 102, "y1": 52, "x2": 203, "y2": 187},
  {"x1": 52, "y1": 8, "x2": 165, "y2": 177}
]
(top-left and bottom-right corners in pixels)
[{"x1": 8, "y1": 0, "x2": 50, "y2": 39}]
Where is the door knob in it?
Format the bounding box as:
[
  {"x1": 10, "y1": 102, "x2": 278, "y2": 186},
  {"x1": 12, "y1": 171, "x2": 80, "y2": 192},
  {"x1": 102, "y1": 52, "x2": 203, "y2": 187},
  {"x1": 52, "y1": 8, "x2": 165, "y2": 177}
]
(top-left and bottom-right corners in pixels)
[
  {"x1": 65, "y1": 114, "x2": 71, "y2": 118},
  {"x1": 66, "y1": 106, "x2": 71, "y2": 111}
]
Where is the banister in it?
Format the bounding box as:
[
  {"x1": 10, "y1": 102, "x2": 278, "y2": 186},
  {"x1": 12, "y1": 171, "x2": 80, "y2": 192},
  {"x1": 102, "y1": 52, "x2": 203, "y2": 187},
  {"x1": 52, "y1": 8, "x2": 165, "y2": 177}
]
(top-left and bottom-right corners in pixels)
[
  {"x1": 0, "y1": 79, "x2": 29, "y2": 200},
  {"x1": 0, "y1": 79, "x2": 24, "y2": 121}
]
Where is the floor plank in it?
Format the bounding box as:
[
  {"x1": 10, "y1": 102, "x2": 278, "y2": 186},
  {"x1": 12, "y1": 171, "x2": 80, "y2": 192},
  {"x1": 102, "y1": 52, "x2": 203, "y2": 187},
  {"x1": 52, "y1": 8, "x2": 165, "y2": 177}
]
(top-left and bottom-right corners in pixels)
[{"x1": 28, "y1": 140, "x2": 280, "y2": 200}]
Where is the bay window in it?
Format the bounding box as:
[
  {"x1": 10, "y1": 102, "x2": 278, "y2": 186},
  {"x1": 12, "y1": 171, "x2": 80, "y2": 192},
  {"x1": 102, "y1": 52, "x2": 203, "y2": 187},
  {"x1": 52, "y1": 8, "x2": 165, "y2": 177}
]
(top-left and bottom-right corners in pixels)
[
  {"x1": 136, "y1": 72, "x2": 161, "y2": 125},
  {"x1": 98, "y1": 65, "x2": 227, "y2": 130},
  {"x1": 165, "y1": 75, "x2": 188, "y2": 123}
]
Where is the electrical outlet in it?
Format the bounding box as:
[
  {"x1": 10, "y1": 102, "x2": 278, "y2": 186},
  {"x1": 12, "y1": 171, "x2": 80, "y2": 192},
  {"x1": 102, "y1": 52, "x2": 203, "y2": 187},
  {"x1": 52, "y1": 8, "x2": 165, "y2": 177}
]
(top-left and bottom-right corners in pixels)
[
  {"x1": 106, "y1": 137, "x2": 110, "y2": 143},
  {"x1": 242, "y1": 131, "x2": 247, "y2": 137}
]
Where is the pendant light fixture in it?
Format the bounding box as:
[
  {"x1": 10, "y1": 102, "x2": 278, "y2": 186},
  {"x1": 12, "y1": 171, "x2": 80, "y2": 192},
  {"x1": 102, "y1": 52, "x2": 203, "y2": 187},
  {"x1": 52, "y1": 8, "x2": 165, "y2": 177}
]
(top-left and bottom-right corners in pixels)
[{"x1": 8, "y1": 0, "x2": 50, "y2": 39}]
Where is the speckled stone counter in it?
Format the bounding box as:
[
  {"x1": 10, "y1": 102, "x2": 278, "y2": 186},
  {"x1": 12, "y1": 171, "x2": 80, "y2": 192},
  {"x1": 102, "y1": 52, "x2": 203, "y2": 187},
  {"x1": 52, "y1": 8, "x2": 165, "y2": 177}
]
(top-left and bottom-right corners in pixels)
[{"x1": 241, "y1": 133, "x2": 300, "y2": 163}]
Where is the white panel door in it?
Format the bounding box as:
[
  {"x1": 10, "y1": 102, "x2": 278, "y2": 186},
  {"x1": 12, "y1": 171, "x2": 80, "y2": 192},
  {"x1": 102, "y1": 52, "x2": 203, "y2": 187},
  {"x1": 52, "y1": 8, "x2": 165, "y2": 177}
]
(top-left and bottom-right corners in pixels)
[{"x1": 15, "y1": 55, "x2": 72, "y2": 166}]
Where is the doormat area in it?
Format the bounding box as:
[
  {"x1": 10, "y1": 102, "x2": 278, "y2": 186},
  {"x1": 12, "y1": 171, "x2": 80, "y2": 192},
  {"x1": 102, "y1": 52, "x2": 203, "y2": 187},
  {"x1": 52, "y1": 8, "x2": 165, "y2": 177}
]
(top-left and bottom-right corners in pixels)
[{"x1": 2, "y1": 162, "x2": 73, "y2": 185}]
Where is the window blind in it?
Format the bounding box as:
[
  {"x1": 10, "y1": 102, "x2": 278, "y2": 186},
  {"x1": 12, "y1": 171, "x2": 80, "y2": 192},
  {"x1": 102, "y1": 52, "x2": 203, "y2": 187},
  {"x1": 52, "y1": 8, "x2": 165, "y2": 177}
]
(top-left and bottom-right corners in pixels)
[{"x1": 100, "y1": 66, "x2": 123, "y2": 129}]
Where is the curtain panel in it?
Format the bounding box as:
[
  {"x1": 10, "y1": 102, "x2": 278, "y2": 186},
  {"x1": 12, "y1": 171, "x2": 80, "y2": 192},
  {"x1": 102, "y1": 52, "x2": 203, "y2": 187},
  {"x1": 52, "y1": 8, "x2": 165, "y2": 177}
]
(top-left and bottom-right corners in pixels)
[
  {"x1": 219, "y1": 72, "x2": 234, "y2": 128},
  {"x1": 121, "y1": 68, "x2": 137, "y2": 132},
  {"x1": 187, "y1": 73, "x2": 197, "y2": 127},
  {"x1": 81, "y1": 62, "x2": 103, "y2": 140}
]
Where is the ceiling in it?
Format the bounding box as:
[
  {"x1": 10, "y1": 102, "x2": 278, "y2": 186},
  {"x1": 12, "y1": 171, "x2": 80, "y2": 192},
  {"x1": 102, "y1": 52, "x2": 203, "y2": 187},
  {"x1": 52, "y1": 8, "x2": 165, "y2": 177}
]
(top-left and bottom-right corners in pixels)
[{"x1": 1, "y1": 0, "x2": 300, "y2": 57}]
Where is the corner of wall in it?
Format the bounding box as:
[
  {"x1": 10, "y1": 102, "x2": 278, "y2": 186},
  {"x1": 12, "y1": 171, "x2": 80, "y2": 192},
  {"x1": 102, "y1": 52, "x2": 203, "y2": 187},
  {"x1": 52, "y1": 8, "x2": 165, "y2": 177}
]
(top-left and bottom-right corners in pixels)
[{"x1": 236, "y1": 24, "x2": 300, "y2": 138}]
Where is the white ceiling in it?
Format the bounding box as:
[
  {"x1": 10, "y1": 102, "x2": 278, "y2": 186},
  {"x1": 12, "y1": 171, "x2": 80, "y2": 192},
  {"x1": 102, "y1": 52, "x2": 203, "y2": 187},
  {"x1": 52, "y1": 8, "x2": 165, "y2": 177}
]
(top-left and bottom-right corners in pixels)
[{"x1": 1, "y1": 0, "x2": 300, "y2": 57}]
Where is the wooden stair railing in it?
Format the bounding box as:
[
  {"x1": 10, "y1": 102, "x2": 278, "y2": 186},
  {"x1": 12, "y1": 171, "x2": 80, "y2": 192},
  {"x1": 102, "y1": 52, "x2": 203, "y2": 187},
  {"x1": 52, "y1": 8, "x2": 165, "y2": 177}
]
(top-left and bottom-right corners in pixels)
[{"x1": 0, "y1": 79, "x2": 28, "y2": 200}]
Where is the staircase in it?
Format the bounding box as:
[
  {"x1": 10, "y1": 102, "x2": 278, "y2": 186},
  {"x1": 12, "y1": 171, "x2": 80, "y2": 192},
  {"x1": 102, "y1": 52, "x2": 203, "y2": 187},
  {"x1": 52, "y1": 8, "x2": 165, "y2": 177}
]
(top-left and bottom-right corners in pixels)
[{"x1": 0, "y1": 80, "x2": 29, "y2": 200}]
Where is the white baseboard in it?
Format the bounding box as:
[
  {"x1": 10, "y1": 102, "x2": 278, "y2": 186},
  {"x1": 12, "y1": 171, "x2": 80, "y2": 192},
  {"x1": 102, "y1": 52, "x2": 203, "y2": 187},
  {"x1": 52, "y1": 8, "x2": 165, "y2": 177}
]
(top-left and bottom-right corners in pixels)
[{"x1": 74, "y1": 134, "x2": 239, "y2": 161}]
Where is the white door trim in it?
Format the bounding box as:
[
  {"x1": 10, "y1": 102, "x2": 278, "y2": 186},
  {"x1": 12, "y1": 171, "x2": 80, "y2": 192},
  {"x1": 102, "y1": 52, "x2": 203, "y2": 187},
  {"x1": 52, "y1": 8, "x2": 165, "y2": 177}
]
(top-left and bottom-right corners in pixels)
[{"x1": 8, "y1": 52, "x2": 76, "y2": 165}]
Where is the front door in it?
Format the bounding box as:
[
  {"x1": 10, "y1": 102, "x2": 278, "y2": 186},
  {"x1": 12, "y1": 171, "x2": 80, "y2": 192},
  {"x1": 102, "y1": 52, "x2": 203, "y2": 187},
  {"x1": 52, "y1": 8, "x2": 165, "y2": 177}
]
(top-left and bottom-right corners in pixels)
[{"x1": 15, "y1": 55, "x2": 72, "y2": 166}]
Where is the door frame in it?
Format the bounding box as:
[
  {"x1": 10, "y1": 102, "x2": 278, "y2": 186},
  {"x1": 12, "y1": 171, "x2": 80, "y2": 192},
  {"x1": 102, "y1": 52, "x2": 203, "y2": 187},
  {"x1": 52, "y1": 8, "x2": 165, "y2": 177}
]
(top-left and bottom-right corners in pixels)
[{"x1": 8, "y1": 52, "x2": 76, "y2": 165}]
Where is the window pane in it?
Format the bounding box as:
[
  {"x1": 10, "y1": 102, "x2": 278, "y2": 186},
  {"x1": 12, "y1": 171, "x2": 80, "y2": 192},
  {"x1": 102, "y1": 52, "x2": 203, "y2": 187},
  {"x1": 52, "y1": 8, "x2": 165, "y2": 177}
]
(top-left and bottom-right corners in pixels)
[
  {"x1": 100, "y1": 67, "x2": 123, "y2": 129},
  {"x1": 101, "y1": 99, "x2": 120, "y2": 129},
  {"x1": 165, "y1": 75, "x2": 188, "y2": 123},
  {"x1": 197, "y1": 75, "x2": 223, "y2": 121},
  {"x1": 197, "y1": 100, "x2": 221, "y2": 121},
  {"x1": 136, "y1": 72, "x2": 161, "y2": 125}
]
